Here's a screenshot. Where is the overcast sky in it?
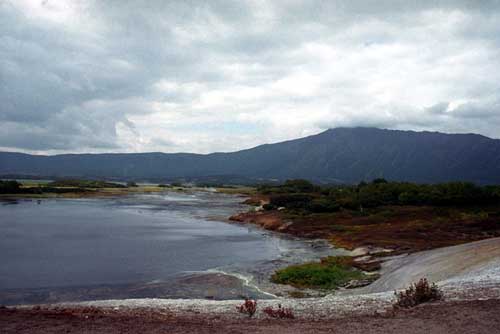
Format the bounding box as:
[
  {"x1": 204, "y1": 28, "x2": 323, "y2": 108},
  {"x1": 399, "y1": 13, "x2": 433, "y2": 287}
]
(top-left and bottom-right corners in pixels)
[{"x1": 1, "y1": 0, "x2": 500, "y2": 154}]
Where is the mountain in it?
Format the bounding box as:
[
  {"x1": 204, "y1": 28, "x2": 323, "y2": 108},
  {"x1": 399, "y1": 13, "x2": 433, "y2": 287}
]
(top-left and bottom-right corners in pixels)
[{"x1": 1, "y1": 127, "x2": 500, "y2": 184}]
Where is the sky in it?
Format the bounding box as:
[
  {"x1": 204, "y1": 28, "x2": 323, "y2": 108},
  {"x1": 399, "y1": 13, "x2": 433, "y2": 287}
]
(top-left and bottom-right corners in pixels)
[{"x1": 1, "y1": 0, "x2": 500, "y2": 154}]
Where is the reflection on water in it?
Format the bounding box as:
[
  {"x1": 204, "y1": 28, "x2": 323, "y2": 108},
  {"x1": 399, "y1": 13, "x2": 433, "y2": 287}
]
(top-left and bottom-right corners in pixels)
[{"x1": 0, "y1": 191, "x2": 343, "y2": 305}]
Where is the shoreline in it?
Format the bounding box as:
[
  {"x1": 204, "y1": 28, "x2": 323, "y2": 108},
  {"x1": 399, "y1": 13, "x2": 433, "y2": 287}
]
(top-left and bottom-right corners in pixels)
[
  {"x1": 3, "y1": 299, "x2": 500, "y2": 334},
  {"x1": 6, "y1": 237, "x2": 500, "y2": 317},
  {"x1": 4, "y1": 190, "x2": 500, "y2": 302},
  {"x1": 3, "y1": 190, "x2": 500, "y2": 332},
  {"x1": 6, "y1": 271, "x2": 500, "y2": 320},
  {"x1": 0, "y1": 190, "x2": 349, "y2": 304}
]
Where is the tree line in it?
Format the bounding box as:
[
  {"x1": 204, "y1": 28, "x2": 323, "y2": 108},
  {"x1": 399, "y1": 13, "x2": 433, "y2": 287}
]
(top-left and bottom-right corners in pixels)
[{"x1": 259, "y1": 179, "x2": 500, "y2": 213}]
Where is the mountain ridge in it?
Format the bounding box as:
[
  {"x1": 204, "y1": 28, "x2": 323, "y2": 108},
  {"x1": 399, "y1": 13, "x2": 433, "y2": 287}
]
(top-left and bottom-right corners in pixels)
[{"x1": 1, "y1": 127, "x2": 500, "y2": 184}]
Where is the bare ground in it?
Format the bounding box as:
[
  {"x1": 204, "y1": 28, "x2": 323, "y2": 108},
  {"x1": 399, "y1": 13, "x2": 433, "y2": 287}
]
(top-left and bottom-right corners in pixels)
[{"x1": 2, "y1": 299, "x2": 500, "y2": 334}]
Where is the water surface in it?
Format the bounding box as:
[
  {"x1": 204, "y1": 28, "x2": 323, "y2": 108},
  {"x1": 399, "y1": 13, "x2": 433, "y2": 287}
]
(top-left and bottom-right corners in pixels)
[{"x1": 0, "y1": 191, "x2": 341, "y2": 304}]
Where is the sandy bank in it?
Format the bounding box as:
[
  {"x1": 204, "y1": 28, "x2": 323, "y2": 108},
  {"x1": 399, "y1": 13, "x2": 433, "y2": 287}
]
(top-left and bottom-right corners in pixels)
[
  {"x1": 3, "y1": 299, "x2": 500, "y2": 334},
  {"x1": 16, "y1": 238, "x2": 500, "y2": 320},
  {"x1": 347, "y1": 236, "x2": 500, "y2": 295}
]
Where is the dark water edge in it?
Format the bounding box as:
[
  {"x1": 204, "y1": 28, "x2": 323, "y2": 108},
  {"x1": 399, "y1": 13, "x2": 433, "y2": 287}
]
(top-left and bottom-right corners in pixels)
[
  {"x1": 0, "y1": 273, "x2": 262, "y2": 305},
  {"x1": 0, "y1": 192, "x2": 346, "y2": 305}
]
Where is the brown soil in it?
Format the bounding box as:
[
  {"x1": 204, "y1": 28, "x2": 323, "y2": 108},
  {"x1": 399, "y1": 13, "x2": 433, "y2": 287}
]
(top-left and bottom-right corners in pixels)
[
  {"x1": 2, "y1": 299, "x2": 500, "y2": 333},
  {"x1": 231, "y1": 210, "x2": 285, "y2": 230},
  {"x1": 241, "y1": 194, "x2": 269, "y2": 206},
  {"x1": 231, "y1": 205, "x2": 500, "y2": 254}
]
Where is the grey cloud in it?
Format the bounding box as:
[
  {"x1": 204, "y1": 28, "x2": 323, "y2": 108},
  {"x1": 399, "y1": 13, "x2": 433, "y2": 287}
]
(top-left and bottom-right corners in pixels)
[
  {"x1": 450, "y1": 100, "x2": 500, "y2": 119},
  {"x1": 426, "y1": 102, "x2": 450, "y2": 115},
  {"x1": 1, "y1": 0, "x2": 500, "y2": 153}
]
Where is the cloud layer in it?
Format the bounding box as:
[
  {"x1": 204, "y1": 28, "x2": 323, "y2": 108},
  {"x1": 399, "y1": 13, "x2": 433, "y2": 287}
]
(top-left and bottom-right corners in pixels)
[{"x1": 1, "y1": 0, "x2": 500, "y2": 154}]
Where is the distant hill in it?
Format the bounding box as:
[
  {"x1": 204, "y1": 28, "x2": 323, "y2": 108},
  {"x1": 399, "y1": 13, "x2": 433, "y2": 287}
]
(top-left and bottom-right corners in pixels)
[{"x1": 1, "y1": 128, "x2": 500, "y2": 184}]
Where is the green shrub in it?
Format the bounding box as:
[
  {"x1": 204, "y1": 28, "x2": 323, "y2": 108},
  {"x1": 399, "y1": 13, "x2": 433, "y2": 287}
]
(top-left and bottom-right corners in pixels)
[
  {"x1": 271, "y1": 256, "x2": 366, "y2": 289},
  {"x1": 0, "y1": 180, "x2": 22, "y2": 194},
  {"x1": 262, "y1": 203, "x2": 277, "y2": 211},
  {"x1": 269, "y1": 193, "x2": 313, "y2": 209},
  {"x1": 283, "y1": 179, "x2": 316, "y2": 193},
  {"x1": 307, "y1": 198, "x2": 340, "y2": 213},
  {"x1": 48, "y1": 179, "x2": 125, "y2": 188},
  {"x1": 260, "y1": 179, "x2": 500, "y2": 211}
]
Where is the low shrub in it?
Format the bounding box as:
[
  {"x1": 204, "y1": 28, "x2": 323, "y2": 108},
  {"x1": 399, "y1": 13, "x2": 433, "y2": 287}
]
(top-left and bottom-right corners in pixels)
[
  {"x1": 271, "y1": 256, "x2": 366, "y2": 289},
  {"x1": 48, "y1": 179, "x2": 126, "y2": 188},
  {"x1": 262, "y1": 304, "x2": 295, "y2": 319},
  {"x1": 236, "y1": 298, "x2": 257, "y2": 318},
  {"x1": 307, "y1": 198, "x2": 340, "y2": 213},
  {"x1": 0, "y1": 180, "x2": 22, "y2": 194},
  {"x1": 269, "y1": 193, "x2": 314, "y2": 209},
  {"x1": 394, "y1": 278, "x2": 443, "y2": 308},
  {"x1": 262, "y1": 203, "x2": 277, "y2": 211}
]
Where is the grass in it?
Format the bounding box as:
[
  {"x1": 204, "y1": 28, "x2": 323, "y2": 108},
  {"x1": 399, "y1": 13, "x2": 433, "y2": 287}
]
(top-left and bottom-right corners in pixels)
[
  {"x1": 1, "y1": 183, "x2": 245, "y2": 199},
  {"x1": 215, "y1": 186, "x2": 257, "y2": 195},
  {"x1": 47, "y1": 180, "x2": 126, "y2": 188},
  {"x1": 271, "y1": 256, "x2": 367, "y2": 290},
  {"x1": 1, "y1": 185, "x2": 167, "y2": 199}
]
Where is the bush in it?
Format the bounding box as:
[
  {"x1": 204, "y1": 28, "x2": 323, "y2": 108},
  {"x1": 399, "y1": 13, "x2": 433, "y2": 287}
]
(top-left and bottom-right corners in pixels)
[
  {"x1": 0, "y1": 180, "x2": 22, "y2": 194},
  {"x1": 269, "y1": 194, "x2": 313, "y2": 209},
  {"x1": 236, "y1": 298, "x2": 257, "y2": 318},
  {"x1": 259, "y1": 179, "x2": 500, "y2": 211},
  {"x1": 307, "y1": 198, "x2": 340, "y2": 213},
  {"x1": 283, "y1": 179, "x2": 316, "y2": 193},
  {"x1": 126, "y1": 181, "x2": 138, "y2": 187},
  {"x1": 262, "y1": 203, "x2": 277, "y2": 211},
  {"x1": 48, "y1": 179, "x2": 126, "y2": 188},
  {"x1": 262, "y1": 304, "x2": 295, "y2": 319},
  {"x1": 394, "y1": 278, "x2": 443, "y2": 308}
]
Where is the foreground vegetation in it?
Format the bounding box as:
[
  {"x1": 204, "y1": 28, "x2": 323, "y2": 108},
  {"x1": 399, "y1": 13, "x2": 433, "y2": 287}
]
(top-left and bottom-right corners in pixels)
[
  {"x1": 271, "y1": 256, "x2": 369, "y2": 290},
  {"x1": 232, "y1": 179, "x2": 500, "y2": 291},
  {"x1": 394, "y1": 278, "x2": 443, "y2": 308},
  {"x1": 239, "y1": 179, "x2": 500, "y2": 252}
]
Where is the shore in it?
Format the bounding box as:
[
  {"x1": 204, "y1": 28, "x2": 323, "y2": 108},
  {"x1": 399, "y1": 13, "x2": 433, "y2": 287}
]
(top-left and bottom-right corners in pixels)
[
  {"x1": 3, "y1": 299, "x2": 500, "y2": 334},
  {"x1": 3, "y1": 189, "x2": 500, "y2": 332},
  {"x1": 3, "y1": 290, "x2": 500, "y2": 334},
  {"x1": 2, "y1": 237, "x2": 500, "y2": 333},
  {"x1": 0, "y1": 185, "x2": 184, "y2": 199},
  {"x1": 229, "y1": 204, "x2": 500, "y2": 254},
  {"x1": 9, "y1": 237, "x2": 500, "y2": 319}
]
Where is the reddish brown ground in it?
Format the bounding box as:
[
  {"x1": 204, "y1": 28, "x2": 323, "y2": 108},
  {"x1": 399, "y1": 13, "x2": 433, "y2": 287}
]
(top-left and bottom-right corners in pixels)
[
  {"x1": 2, "y1": 299, "x2": 500, "y2": 333},
  {"x1": 230, "y1": 205, "x2": 500, "y2": 254}
]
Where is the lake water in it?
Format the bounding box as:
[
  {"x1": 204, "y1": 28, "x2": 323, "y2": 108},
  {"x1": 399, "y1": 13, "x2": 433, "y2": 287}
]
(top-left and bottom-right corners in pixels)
[{"x1": 0, "y1": 191, "x2": 341, "y2": 305}]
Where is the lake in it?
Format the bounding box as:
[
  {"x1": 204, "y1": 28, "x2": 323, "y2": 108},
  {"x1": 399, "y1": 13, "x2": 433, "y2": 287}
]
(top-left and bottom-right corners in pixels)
[{"x1": 0, "y1": 191, "x2": 340, "y2": 305}]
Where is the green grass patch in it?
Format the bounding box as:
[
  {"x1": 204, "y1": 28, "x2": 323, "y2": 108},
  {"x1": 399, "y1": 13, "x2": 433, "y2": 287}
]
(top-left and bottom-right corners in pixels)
[
  {"x1": 271, "y1": 256, "x2": 367, "y2": 290},
  {"x1": 48, "y1": 179, "x2": 126, "y2": 188},
  {"x1": 215, "y1": 186, "x2": 257, "y2": 195}
]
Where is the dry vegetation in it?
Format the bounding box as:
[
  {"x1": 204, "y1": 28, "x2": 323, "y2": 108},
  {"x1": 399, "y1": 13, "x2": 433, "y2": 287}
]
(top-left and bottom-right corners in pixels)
[
  {"x1": 393, "y1": 278, "x2": 443, "y2": 308},
  {"x1": 233, "y1": 179, "x2": 500, "y2": 254}
]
